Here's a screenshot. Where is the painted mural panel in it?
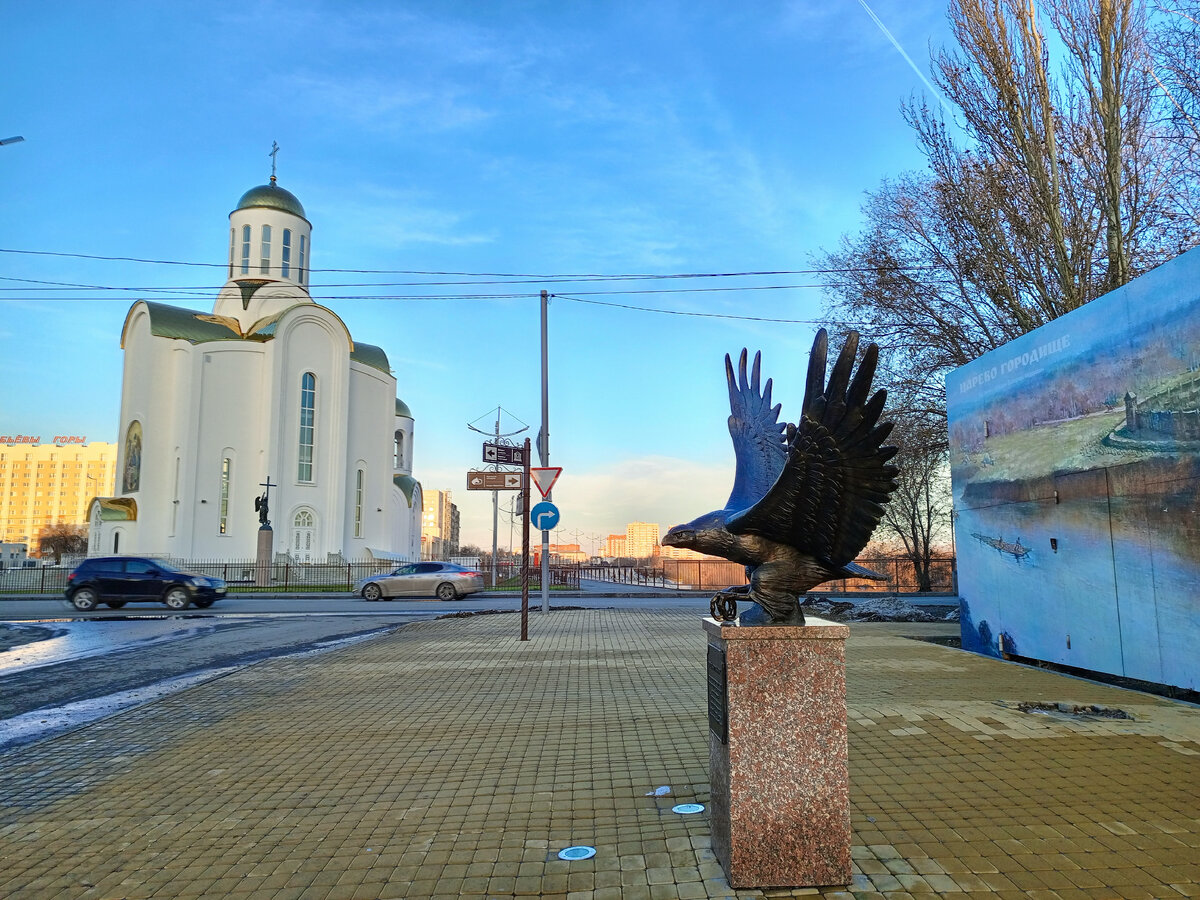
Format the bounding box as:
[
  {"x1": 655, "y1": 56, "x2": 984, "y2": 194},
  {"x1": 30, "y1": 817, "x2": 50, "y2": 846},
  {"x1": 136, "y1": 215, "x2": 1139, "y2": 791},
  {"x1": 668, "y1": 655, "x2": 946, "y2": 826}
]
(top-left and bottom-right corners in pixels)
[{"x1": 947, "y1": 246, "x2": 1200, "y2": 691}]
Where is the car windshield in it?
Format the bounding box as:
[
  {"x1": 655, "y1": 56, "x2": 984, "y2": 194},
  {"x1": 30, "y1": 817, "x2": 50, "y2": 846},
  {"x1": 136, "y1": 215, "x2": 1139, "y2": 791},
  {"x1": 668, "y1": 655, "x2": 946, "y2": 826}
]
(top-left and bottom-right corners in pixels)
[{"x1": 153, "y1": 560, "x2": 185, "y2": 574}]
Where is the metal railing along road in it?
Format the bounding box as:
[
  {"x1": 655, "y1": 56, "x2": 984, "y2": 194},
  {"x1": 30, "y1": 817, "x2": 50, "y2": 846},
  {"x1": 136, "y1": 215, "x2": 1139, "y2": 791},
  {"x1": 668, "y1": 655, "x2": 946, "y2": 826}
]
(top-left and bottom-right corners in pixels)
[{"x1": 584, "y1": 557, "x2": 958, "y2": 595}]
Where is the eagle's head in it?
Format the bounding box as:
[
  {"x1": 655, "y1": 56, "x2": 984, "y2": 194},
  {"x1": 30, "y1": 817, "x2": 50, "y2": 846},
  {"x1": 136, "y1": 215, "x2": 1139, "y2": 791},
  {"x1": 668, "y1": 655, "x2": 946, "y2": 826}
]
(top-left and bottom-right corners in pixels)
[{"x1": 663, "y1": 509, "x2": 736, "y2": 556}]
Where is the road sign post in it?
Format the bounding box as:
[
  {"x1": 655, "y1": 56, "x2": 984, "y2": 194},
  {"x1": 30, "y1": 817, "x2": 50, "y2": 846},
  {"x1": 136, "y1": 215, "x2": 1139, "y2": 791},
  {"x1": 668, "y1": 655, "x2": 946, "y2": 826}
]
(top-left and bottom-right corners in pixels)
[{"x1": 520, "y1": 437, "x2": 531, "y2": 641}]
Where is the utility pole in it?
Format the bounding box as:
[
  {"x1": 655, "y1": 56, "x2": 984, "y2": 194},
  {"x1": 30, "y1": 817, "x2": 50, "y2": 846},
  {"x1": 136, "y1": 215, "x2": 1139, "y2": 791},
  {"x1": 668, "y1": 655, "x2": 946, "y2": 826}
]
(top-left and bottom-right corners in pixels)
[
  {"x1": 491, "y1": 410, "x2": 500, "y2": 585},
  {"x1": 539, "y1": 289, "x2": 551, "y2": 613}
]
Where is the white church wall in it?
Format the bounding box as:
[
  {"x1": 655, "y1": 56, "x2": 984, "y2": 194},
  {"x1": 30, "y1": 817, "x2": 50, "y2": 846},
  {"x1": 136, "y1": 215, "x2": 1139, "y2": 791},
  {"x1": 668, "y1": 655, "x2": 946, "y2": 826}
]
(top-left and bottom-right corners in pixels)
[
  {"x1": 272, "y1": 307, "x2": 351, "y2": 561},
  {"x1": 344, "y1": 361, "x2": 398, "y2": 557},
  {"x1": 114, "y1": 305, "x2": 186, "y2": 555},
  {"x1": 189, "y1": 345, "x2": 266, "y2": 557}
]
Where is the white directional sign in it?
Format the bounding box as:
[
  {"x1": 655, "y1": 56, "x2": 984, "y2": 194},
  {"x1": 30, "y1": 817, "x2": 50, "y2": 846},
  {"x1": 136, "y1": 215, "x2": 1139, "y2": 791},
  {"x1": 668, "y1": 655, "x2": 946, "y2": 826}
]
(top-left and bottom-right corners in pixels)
[
  {"x1": 467, "y1": 470, "x2": 524, "y2": 491},
  {"x1": 530, "y1": 467, "x2": 562, "y2": 497}
]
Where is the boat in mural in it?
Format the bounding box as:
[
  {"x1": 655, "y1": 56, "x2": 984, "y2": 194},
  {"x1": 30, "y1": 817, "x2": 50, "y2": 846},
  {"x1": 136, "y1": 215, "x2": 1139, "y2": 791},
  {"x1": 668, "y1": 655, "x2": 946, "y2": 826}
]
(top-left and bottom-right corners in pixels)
[{"x1": 970, "y1": 532, "x2": 1031, "y2": 560}]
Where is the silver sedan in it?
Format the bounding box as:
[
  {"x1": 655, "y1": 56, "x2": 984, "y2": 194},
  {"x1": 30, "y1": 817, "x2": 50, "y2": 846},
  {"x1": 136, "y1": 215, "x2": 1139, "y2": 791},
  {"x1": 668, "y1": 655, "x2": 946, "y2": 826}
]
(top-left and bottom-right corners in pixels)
[{"x1": 353, "y1": 562, "x2": 485, "y2": 601}]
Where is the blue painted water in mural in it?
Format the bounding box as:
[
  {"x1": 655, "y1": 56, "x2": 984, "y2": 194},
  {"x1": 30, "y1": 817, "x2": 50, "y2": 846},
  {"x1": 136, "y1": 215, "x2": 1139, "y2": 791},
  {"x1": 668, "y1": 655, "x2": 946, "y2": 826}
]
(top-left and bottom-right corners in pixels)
[{"x1": 955, "y1": 494, "x2": 1199, "y2": 690}]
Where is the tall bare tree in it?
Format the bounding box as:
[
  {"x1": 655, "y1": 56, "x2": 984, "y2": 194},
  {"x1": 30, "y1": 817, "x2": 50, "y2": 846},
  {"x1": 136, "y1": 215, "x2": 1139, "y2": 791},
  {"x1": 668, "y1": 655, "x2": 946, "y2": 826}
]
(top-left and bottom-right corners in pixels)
[
  {"x1": 820, "y1": 0, "x2": 1198, "y2": 418},
  {"x1": 876, "y1": 414, "x2": 953, "y2": 592}
]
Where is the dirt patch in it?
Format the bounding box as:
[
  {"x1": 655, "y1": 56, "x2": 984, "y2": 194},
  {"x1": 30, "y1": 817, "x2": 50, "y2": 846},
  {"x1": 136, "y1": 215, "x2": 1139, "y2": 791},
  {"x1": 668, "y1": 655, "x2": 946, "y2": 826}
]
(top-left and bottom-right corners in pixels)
[{"x1": 1016, "y1": 701, "x2": 1135, "y2": 721}]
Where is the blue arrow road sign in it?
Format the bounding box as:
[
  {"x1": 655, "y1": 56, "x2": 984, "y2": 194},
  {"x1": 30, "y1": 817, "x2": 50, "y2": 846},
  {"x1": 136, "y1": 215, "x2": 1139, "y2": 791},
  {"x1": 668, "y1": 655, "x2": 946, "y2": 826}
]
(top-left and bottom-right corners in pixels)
[{"x1": 530, "y1": 500, "x2": 560, "y2": 531}]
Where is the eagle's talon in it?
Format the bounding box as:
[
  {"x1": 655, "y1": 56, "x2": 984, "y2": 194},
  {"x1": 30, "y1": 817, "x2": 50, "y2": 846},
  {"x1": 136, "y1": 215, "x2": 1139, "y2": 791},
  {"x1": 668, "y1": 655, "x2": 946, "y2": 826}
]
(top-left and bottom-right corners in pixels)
[{"x1": 710, "y1": 594, "x2": 739, "y2": 622}]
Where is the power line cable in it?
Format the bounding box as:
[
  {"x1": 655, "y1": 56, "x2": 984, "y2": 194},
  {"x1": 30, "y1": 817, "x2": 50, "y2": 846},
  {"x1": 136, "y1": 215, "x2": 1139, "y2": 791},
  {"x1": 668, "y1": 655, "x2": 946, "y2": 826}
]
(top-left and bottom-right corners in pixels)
[
  {"x1": 550, "y1": 294, "x2": 823, "y2": 324},
  {"x1": 0, "y1": 246, "x2": 942, "y2": 279}
]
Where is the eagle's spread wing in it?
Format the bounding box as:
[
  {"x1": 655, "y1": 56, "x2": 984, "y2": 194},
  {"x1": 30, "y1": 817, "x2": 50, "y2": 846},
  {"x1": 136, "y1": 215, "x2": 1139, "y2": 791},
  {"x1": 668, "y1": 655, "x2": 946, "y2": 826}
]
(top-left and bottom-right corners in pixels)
[
  {"x1": 723, "y1": 349, "x2": 788, "y2": 514},
  {"x1": 726, "y1": 329, "x2": 898, "y2": 566}
]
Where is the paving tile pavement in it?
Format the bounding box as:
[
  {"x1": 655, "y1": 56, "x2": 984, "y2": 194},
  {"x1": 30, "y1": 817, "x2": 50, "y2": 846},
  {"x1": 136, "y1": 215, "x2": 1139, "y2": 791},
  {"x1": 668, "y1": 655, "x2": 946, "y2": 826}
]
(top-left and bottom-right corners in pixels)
[{"x1": 0, "y1": 610, "x2": 1198, "y2": 899}]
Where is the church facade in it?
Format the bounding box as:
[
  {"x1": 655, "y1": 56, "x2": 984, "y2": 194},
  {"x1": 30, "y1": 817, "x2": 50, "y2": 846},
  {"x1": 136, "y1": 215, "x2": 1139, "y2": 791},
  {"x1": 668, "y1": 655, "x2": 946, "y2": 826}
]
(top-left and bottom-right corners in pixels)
[{"x1": 89, "y1": 176, "x2": 422, "y2": 562}]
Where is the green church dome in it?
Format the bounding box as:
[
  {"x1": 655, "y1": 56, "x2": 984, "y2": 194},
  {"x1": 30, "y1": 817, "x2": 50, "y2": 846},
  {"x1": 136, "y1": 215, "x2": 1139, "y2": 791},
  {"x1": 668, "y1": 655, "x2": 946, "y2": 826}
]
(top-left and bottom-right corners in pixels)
[
  {"x1": 395, "y1": 398, "x2": 413, "y2": 418},
  {"x1": 235, "y1": 177, "x2": 306, "y2": 218}
]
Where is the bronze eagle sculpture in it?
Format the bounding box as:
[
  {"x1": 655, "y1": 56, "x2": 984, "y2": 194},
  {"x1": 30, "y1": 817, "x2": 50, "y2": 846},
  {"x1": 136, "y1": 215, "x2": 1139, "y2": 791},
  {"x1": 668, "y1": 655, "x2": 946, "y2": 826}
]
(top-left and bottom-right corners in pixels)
[{"x1": 662, "y1": 329, "x2": 899, "y2": 624}]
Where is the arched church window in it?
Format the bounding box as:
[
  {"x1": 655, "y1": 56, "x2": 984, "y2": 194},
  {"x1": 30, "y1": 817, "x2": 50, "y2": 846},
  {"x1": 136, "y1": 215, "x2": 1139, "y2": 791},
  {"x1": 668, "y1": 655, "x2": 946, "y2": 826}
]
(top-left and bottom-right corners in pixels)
[
  {"x1": 260, "y1": 224, "x2": 272, "y2": 275},
  {"x1": 354, "y1": 468, "x2": 364, "y2": 538},
  {"x1": 241, "y1": 225, "x2": 251, "y2": 274},
  {"x1": 281, "y1": 229, "x2": 292, "y2": 279},
  {"x1": 229, "y1": 228, "x2": 235, "y2": 278},
  {"x1": 298, "y1": 235, "x2": 306, "y2": 285},
  {"x1": 394, "y1": 430, "x2": 404, "y2": 469},
  {"x1": 219, "y1": 457, "x2": 232, "y2": 534},
  {"x1": 298, "y1": 373, "x2": 316, "y2": 482}
]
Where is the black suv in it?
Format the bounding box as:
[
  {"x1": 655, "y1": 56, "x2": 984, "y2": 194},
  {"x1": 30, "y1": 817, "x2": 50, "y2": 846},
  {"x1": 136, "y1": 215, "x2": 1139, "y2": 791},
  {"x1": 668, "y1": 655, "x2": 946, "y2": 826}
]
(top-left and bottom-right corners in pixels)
[{"x1": 65, "y1": 557, "x2": 227, "y2": 611}]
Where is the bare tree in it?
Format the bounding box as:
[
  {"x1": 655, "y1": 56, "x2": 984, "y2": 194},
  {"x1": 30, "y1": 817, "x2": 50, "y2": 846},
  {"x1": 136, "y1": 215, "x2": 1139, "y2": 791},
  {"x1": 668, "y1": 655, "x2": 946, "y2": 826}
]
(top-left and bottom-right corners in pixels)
[
  {"x1": 1151, "y1": 0, "x2": 1200, "y2": 220},
  {"x1": 38, "y1": 523, "x2": 88, "y2": 564},
  {"x1": 877, "y1": 415, "x2": 953, "y2": 592},
  {"x1": 820, "y1": 0, "x2": 1198, "y2": 419}
]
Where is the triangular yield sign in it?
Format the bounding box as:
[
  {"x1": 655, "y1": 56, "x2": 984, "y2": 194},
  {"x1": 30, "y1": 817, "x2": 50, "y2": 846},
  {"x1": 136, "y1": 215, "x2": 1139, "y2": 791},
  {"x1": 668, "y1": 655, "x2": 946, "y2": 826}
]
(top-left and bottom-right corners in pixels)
[{"x1": 530, "y1": 467, "x2": 562, "y2": 497}]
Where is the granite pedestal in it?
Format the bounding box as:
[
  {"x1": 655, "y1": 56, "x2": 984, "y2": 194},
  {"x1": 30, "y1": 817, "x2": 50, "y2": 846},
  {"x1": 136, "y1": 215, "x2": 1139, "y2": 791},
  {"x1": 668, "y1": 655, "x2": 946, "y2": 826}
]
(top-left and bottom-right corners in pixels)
[
  {"x1": 255, "y1": 525, "x2": 273, "y2": 587},
  {"x1": 704, "y1": 616, "x2": 851, "y2": 888}
]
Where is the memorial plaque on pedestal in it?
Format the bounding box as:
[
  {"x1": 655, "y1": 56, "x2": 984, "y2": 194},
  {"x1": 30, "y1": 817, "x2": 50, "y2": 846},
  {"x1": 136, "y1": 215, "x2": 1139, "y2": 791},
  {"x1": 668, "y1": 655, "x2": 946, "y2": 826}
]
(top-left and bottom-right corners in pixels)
[{"x1": 707, "y1": 644, "x2": 728, "y2": 744}]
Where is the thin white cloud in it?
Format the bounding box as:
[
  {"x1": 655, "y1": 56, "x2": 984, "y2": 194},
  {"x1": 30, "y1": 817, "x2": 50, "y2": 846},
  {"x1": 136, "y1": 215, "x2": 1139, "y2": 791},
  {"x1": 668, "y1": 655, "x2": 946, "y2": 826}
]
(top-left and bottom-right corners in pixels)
[{"x1": 314, "y1": 186, "x2": 495, "y2": 250}]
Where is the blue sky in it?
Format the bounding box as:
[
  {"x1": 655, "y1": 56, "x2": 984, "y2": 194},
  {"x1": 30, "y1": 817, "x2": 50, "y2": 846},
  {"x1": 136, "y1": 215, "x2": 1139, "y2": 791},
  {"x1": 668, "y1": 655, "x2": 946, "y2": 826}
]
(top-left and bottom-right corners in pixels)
[{"x1": 1, "y1": 0, "x2": 951, "y2": 551}]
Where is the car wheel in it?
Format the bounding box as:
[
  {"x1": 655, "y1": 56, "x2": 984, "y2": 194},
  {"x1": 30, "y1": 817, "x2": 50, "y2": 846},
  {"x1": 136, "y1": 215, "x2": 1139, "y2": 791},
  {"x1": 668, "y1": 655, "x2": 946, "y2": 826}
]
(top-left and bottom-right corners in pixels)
[
  {"x1": 163, "y1": 587, "x2": 191, "y2": 610},
  {"x1": 436, "y1": 582, "x2": 458, "y2": 601},
  {"x1": 362, "y1": 583, "x2": 383, "y2": 601},
  {"x1": 106, "y1": 601, "x2": 127, "y2": 609},
  {"x1": 71, "y1": 588, "x2": 99, "y2": 611}
]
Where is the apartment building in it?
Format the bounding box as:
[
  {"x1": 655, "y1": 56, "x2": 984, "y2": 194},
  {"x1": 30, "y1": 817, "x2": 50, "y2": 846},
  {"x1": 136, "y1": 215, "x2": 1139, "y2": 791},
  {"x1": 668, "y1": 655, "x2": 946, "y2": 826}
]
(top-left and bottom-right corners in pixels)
[
  {"x1": 421, "y1": 489, "x2": 458, "y2": 559},
  {"x1": 625, "y1": 521, "x2": 660, "y2": 559},
  {"x1": 0, "y1": 442, "x2": 117, "y2": 556},
  {"x1": 602, "y1": 533, "x2": 626, "y2": 558}
]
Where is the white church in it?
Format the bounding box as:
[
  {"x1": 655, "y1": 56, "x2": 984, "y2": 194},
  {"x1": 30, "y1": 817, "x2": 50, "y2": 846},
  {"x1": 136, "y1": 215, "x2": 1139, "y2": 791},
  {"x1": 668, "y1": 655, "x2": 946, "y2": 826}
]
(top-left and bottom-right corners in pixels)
[{"x1": 89, "y1": 174, "x2": 423, "y2": 562}]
